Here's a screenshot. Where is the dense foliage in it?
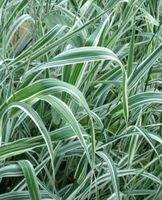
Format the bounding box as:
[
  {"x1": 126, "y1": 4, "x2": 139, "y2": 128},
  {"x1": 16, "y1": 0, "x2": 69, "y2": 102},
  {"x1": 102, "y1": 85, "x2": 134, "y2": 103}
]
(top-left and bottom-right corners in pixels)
[{"x1": 0, "y1": 0, "x2": 162, "y2": 199}]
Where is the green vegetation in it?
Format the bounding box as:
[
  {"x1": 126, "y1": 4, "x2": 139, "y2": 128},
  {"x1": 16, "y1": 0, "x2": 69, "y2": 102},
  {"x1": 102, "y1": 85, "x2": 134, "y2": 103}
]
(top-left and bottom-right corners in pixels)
[{"x1": 0, "y1": 0, "x2": 162, "y2": 199}]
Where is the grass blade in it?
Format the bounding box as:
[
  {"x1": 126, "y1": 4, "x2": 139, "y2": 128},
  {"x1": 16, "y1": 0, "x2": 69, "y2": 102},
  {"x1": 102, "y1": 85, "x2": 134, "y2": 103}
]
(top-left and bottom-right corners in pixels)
[{"x1": 18, "y1": 160, "x2": 41, "y2": 200}]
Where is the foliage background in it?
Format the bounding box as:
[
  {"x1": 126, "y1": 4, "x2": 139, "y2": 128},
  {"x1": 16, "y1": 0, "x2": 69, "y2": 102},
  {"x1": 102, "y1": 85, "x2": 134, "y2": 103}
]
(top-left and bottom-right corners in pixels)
[{"x1": 0, "y1": 0, "x2": 162, "y2": 199}]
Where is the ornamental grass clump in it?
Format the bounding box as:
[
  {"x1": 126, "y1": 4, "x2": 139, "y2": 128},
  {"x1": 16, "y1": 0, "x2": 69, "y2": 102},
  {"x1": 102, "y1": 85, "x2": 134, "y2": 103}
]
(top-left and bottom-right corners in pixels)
[{"x1": 0, "y1": 0, "x2": 162, "y2": 199}]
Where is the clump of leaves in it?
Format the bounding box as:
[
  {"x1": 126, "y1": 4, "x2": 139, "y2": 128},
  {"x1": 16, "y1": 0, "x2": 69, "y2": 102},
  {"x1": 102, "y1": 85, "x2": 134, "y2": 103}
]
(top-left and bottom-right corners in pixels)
[{"x1": 0, "y1": 0, "x2": 162, "y2": 199}]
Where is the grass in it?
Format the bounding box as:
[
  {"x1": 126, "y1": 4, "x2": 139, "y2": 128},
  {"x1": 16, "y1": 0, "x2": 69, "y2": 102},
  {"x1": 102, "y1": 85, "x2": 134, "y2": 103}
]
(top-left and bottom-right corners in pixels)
[{"x1": 0, "y1": 0, "x2": 162, "y2": 199}]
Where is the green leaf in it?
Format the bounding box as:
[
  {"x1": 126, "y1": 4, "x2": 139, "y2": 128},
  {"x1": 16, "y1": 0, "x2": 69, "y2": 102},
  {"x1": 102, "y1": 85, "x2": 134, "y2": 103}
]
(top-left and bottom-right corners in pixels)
[
  {"x1": 25, "y1": 47, "x2": 122, "y2": 76},
  {"x1": 0, "y1": 126, "x2": 76, "y2": 160},
  {"x1": 97, "y1": 151, "x2": 120, "y2": 200},
  {"x1": 18, "y1": 160, "x2": 41, "y2": 200},
  {"x1": 127, "y1": 22, "x2": 135, "y2": 76},
  {"x1": 128, "y1": 44, "x2": 162, "y2": 89},
  {"x1": 111, "y1": 92, "x2": 162, "y2": 115},
  {"x1": 0, "y1": 102, "x2": 54, "y2": 179},
  {"x1": 40, "y1": 95, "x2": 92, "y2": 166}
]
